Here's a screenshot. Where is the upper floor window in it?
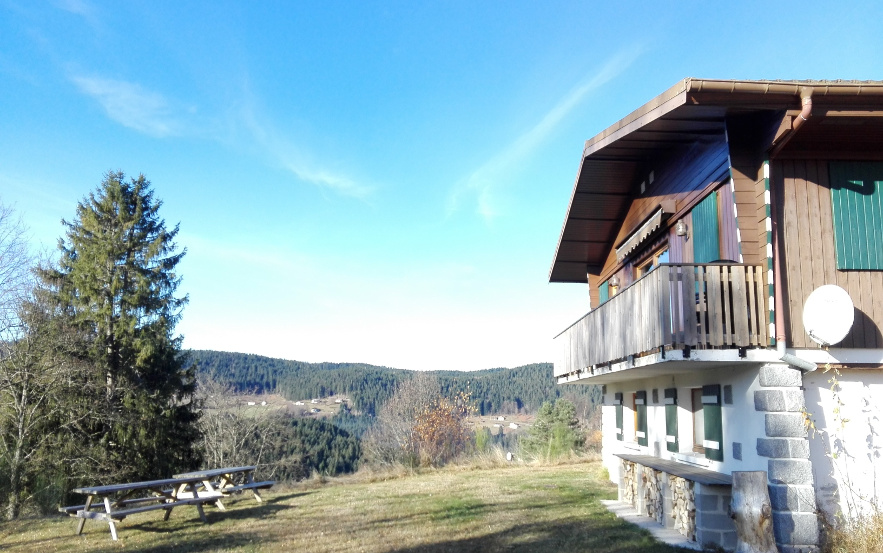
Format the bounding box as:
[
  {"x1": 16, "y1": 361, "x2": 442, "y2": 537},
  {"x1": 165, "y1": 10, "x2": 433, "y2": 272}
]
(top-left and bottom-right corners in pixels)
[
  {"x1": 829, "y1": 161, "x2": 883, "y2": 270},
  {"x1": 636, "y1": 246, "x2": 669, "y2": 278}
]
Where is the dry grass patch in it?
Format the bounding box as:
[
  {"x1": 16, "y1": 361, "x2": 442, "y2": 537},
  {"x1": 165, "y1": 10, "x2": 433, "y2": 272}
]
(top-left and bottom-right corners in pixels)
[
  {"x1": 822, "y1": 512, "x2": 883, "y2": 553},
  {"x1": 0, "y1": 460, "x2": 693, "y2": 553}
]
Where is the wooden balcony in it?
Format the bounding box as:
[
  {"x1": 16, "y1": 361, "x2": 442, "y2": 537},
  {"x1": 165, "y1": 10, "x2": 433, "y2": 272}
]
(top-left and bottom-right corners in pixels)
[{"x1": 555, "y1": 264, "x2": 768, "y2": 378}]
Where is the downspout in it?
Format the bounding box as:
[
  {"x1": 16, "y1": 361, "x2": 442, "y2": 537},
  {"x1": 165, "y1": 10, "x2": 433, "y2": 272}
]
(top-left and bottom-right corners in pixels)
[
  {"x1": 771, "y1": 87, "x2": 817, "y2": 372},
  {"x1": 769, "y1": 87, "x2": 813, "y2": 158}
]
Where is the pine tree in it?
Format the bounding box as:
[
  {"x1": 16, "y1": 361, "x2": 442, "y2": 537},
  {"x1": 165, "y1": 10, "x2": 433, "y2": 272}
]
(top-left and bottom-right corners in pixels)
[{"x1": 41, "y1": 171, "x2": 200, "y2": 481}]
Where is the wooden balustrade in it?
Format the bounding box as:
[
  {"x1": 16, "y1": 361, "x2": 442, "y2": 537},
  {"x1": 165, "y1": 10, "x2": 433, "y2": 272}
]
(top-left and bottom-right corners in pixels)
[{"x1": 555, "y1": 264, "x2": 768, "y2": 377}]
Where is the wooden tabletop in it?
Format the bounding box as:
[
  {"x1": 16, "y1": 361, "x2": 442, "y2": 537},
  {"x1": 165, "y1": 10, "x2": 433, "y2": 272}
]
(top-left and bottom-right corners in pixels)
[
  {"x1": 173, "y1": 466, "x2": 256, "y2": 479},
  {"x1": 73, "y1": 475, "x2": 208, "y2": 495}
]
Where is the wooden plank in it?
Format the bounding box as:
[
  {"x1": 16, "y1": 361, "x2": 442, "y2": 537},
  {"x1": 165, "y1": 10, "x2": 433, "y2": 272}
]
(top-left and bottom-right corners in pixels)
[
  {"x1": 173, "y1": 467, "x2": 257, "y2": 479},
  {"x1": 660, "y1": 266, "x2": 672, "y2": 346},
  {"x1": 721, "y1": 265, "x2": 733, "y2": 345},
  {"x1": 707, "y1": 266, "x2": 722, "y2": 346},
  {"x1": 795, "y1": 160, "x2": 815, "y2": 348},
  {"x1": 694, "y1": 265, "x2": 708, "y2": 347},
  {"x1": 686, "y1": 266, "x2": 699, "y2": 346},
  {"x1": 731, "y1": 265, "x2": 749, "y2": 344}
]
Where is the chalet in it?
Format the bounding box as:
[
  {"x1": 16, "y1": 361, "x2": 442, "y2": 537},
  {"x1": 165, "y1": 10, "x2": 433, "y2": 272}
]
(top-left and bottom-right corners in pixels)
[{"x1": 549, "y1": 78, "x2": 883, "y2": 552}]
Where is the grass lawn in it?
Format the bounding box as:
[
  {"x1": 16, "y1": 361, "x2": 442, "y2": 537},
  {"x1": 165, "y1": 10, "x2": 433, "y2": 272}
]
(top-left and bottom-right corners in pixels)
[{"x1": 0, "y1": 460, "x2": 694, "y2": 553}]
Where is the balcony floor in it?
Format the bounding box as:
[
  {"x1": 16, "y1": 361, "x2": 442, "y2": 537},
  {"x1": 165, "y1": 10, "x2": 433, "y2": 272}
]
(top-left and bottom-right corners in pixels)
[{"x1": 556, "y1": 346, "x2": 784, "y2": 384}]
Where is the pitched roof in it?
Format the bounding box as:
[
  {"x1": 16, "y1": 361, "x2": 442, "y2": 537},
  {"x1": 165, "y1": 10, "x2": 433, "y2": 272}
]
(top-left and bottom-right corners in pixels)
[{"x1": 549, "y1": 78, "x2": 883, "y2": 283}]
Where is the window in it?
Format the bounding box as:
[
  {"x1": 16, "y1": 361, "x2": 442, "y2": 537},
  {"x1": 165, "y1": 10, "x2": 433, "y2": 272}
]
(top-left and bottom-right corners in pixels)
[
  {"x1": 614, "y1": 393, "x2": 624, "y2": 441},
  {"x1": 636, "y1": 246, "x2": 669, "y2": 278},
  {"x1": 830, "y1": 161, "x2": 883, "y2": 270},
  {"x1": 599, "y1": 280, "x2": 609, "y2": 304},
  {"x1": 691, "y1": 388, "x2": 705, "y2": 453},
  {"x1": 664, "y1": 388, "x2": 678, "y2": 453},
  {"x1": 635, "y1": 391, "x2": 648, "y2": 446}
]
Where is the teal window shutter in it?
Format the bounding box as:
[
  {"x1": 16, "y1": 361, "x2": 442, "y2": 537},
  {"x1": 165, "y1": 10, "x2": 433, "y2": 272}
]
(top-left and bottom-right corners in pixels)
[
  {"x1": 614, "y1": 393, "x2": 623, "y2": 441},
  {"x1": 702, "y1": 384, "x2": 723, "y2": 461},
  {"x1": 636, "y1": 391, "x2": 648, "y2": 446},
  {"x1": 830, "y1": 162, "x2": 883, "y2": 270},
  {"x1": 664, "y1": 388, "x2": 678, "y2": 453},
  {"x1": 599, "y1": 280, "x2": 609, "y2": 304},
  {"x1": 692, "y1": 192, "x2": 721, "y2": 263}
]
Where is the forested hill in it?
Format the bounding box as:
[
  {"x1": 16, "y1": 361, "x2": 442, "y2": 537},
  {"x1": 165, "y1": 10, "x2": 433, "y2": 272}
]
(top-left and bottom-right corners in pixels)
[{"x1": 188, "y1": 350, "x2": 599, "y2": 416}]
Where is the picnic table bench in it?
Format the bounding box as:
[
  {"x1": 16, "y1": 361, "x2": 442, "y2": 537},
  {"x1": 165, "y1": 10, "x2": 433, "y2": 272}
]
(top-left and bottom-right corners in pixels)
[{"x1": 60, "y1": 466, "x2": 274, "y2": 541}]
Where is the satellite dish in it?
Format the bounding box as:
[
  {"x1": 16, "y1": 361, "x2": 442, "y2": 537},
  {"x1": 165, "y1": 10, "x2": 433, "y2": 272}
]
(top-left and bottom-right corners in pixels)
[{"x1": 802, "y1": 285, "x2": 854, "y2": 346}]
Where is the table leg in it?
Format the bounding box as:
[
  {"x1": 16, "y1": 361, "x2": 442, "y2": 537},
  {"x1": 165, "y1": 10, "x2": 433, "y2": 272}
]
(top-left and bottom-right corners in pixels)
[
  {"x1": 104, "y1": 497, "x2": 119, "y2": 541},
  {"x1": 76, "y1": 495, "x2": 93, "y2": 535},
  {"x1": 188, "y1": 482, "x2": 207, "y2": 522},
  {"x1": 163, "y1": 487, "x2": 179, "y2": 521},
  {"x1": 246, "y1": 471, "x2": 264, "y2": 503},
  {"x1": 202, "y1": 478, "x2": 226, "y2": 511}
]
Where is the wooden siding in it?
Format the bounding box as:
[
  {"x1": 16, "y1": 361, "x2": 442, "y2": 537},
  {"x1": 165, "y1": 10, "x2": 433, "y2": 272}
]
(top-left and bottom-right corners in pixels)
[
  {"x1": 597, "y1": 138, "x2": 730, "y2": 281},
  {"x1": 555, "y1": 264, "x2": 767, "y2": 376},
  {"x1": 717, "y1": 180, "x2": 741, "y2": 262},
  {"x1": 773, "y1": 159, "x2": 883, "y2": 348}
]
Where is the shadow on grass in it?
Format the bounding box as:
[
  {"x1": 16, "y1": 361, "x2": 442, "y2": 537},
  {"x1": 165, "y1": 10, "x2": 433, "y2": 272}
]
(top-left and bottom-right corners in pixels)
[{"x1": 384, "y1": 517, "x2": 697, "y2": 553}]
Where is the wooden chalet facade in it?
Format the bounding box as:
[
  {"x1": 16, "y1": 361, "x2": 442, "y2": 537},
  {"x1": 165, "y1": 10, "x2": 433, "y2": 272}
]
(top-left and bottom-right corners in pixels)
[{"x1": 549, "y1": 78, "x2": 883, "y2": 552}]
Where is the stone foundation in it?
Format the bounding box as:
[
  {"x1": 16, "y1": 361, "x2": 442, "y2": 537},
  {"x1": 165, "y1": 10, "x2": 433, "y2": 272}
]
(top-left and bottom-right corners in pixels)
[
  {"x1": 669, "y1": 475, "x2": 696, "y2": 540},
  {"x1": 619, "y1": 458, "x2": 736, "y2": 551},
  {"x1": 642, "y1": 466, "x2": 663, "y2": 524}
]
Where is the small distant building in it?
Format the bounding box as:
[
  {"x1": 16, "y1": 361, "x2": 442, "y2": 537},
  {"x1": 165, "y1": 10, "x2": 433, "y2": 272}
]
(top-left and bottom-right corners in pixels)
[
  {"x1": 508, "y1": 423, "x2": 518, "y2": 430},
  {"x1": 493, "y1": 424, "x2": 502, "y2": 428},
  {"x1": 261, "y1": 401, "x2": 267, "y2": 406},
  {"x1": 335, "y1": 399, "x2": 342, "y2": 403},
  {"x1": 294, "y1": 401, "x2": 305, "y2": 406},
  {"x1": 311, "y1": 399, "x2": 318, "y2": 404},
  {"x1": 497, "y1": 416, "x2": 505, "y2": 421},
  {"x1": 310, "y1": 408, "x2": 319, "y2": 413},
  {"x1": 247, "y1": 401, "x2": 256, "y2": 406}
]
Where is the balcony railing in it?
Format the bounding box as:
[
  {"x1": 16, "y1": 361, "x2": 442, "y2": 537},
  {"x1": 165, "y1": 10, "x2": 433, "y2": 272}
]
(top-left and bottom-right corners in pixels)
[{"x1": 555, "y1": 264, "x2": 768, "y2": 377}]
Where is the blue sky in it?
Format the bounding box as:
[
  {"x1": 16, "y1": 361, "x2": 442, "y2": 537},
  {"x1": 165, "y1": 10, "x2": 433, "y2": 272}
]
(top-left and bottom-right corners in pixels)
[{"x1": 2, "y1": 1, "x2": 881, "y2": 371}]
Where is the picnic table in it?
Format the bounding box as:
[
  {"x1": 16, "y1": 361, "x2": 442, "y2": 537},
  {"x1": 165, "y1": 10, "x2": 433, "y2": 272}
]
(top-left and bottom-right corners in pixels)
[
  {"x1": 60, "y1": 466, "x2": 274, "y2": 541},
  {"x1": 172, "y1": 465, "x2": 274, "y2": 508}
]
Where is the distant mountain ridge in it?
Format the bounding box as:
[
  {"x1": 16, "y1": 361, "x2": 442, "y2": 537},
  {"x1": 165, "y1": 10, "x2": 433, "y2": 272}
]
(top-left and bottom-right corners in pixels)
[{"x1": 188, "y1": 350, "x2": 599, "y2": 416}]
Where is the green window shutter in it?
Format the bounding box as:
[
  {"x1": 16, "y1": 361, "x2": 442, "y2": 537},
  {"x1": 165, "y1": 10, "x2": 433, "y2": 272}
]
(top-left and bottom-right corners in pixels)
[
  {"x1": 830, "y1": 161, "x2": 883, "y2": 270},
  {"x1": 702, "y1": 384, "x2": 723, "y2": 461},
  {"x1": 692, "y1": 192, "x2": 721, "y2": 263},
  {"x1": 599, "y1": 280, "x2": 609, "y2": 304},
  {"x1": 664, "y1": 388, "x2": 678, "y2": 453},
  {"x1": 614, "y1": 393, "x2": 623, "y2": 441},
  {"x1": 636, "y1": 391, "x2": 648, "y2": 446}
]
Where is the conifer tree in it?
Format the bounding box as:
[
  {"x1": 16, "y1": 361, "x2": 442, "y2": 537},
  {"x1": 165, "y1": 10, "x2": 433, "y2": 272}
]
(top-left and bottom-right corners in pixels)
[{"x1": 41, "y1": 171, "x2": 200, "y2": 480}]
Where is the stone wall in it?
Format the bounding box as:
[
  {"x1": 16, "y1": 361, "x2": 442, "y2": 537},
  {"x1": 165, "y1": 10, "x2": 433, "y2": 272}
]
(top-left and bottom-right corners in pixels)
[
  {"x1": 755, "y1": 363, "x2": 820, "y2": 553},
  {"x1": 621, "y1": 460, "x2": 637, "y2": 505},
  {"x1": 694, "y1": 483, "x2": 736, "y2": 550},
  {"x1": 668, "y1": 475, "x2": 695, "y2": 540},
  {"x1": 642, "y1": 466, "x2": 663, "y2": 524}
]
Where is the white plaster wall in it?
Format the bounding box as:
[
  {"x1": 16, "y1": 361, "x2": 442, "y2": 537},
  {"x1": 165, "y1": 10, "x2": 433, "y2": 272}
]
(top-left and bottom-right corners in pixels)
[
  {"x1": 803, "y1": 368, "x2": 883, "y2": 521},
  {"x1": 599, "y1": 364, "x2": 769, "y2": 482}
]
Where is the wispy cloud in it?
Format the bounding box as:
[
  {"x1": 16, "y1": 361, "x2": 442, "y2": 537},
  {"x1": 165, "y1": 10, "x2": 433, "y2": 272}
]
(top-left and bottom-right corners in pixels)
[
  {"x1": 70, "y1": 75, "x2": 182, "y2": 137},
  {"x1": 54, "y1": 0, "x2": 97, "y2": 23},
  {"x1": 448, "y1": 48, "x2": 641, "y2": 221},
  {"x1": 239, "y1": 102, "x2": 374, "y2": 200}
]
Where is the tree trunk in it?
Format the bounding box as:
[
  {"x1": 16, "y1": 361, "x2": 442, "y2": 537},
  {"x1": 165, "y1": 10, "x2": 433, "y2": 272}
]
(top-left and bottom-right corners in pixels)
[{"x1": 729, "y1": 471, "x2": 777, "y2": 553}]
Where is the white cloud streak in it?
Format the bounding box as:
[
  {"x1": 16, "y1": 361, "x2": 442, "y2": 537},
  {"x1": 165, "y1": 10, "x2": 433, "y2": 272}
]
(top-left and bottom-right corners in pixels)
[
  {"x1": 449, "y1": 49, "x2": 641, "y2": 221},
  {"x1": 71, "y1": 75, "x2": 181, "y2": 137},
  {"x1": 240, "y1": 103, "x2": 374, "y2": 200}
]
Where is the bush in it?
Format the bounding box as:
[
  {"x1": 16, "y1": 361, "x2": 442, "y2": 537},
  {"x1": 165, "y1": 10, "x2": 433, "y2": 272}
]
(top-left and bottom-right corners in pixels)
[{"x1": 520, "y1": 399, "x2": 585, "y2": 461}]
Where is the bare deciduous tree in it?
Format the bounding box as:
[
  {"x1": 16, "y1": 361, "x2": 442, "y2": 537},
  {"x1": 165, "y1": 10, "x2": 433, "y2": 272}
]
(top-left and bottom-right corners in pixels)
[
  {"x1": 363, "y1": 374, "x2": 471, "y2": 467},
  {"x1": 0, "y1": 201, "x2": 32, "y2": 338},
  {"x1": 0, "y1": 288, "x2": 93, "y2": 519}
]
